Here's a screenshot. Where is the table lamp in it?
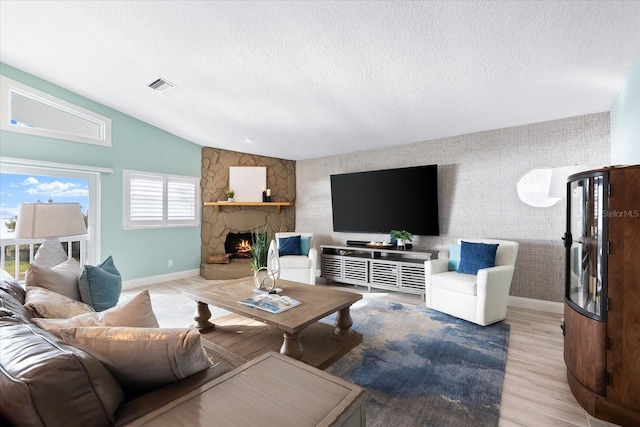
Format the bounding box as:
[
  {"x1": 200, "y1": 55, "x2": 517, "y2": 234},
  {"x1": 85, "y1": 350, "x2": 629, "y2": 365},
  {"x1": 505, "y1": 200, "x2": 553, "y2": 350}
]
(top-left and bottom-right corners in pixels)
[{"x1": 15, "y1": 202, "x2": 87, "y2": 268}]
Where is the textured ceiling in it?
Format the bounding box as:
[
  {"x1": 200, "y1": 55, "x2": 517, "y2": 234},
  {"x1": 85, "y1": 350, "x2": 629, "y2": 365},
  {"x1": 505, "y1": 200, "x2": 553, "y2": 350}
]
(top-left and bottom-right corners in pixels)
[{"x1": 1, "y1": 1, "x2": 639, "y2": 161}]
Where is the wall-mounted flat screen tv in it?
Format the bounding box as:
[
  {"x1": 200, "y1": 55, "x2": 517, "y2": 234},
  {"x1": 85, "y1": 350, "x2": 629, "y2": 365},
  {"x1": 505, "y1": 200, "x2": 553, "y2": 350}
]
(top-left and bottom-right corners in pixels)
[{"x1": 330, "y1": 164, "x2": 439, "y2": 236}]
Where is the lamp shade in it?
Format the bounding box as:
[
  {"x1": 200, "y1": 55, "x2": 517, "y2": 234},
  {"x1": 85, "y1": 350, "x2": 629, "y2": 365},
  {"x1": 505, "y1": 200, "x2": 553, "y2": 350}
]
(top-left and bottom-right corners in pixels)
[{"x1": 15, "y1": 203, "x2": 87, "y2": 239}]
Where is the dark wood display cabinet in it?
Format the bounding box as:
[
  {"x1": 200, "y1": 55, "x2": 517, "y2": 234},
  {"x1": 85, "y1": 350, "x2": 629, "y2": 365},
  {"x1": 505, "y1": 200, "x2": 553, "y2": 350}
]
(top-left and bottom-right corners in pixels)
[{"x1": 562, "y1": 165, "x2": 640, "y2": 426}]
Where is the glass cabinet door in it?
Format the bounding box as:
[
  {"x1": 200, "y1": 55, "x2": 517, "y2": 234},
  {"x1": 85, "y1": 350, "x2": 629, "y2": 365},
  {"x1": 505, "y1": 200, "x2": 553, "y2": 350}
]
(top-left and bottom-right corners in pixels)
[{"x1": 566, "y1": 172, "x2": 607, "y2": 320}]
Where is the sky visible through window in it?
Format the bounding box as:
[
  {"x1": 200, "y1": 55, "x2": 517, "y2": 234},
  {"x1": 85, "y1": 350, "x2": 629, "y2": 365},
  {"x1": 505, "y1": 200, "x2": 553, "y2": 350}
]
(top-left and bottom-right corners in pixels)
[{"x1": 0, "y1": 173, "x2": 89, "y2": 235}]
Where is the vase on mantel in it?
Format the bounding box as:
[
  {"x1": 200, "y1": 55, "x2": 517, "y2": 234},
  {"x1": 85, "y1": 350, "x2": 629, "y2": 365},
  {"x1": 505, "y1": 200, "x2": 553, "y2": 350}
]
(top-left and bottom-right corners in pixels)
[{"x1": 396, "y1": 239, "x2": 405, "y2": 250}]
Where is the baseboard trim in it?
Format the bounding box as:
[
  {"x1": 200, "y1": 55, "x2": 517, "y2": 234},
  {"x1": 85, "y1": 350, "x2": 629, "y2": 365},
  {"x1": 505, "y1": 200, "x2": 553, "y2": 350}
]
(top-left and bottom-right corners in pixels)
[
  {"x1": 122, "y1": 269, "x2": 200, "y2": 290},
  {"x1": 508, "y1": 296, "x2": 564, "y2": 314}
]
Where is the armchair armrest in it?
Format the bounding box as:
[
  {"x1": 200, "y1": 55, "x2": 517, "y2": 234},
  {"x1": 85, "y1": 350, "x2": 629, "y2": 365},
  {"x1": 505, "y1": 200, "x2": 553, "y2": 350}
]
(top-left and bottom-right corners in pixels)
[
  {"x1": 476, "y1": 265, "x2": 515, "y2": 290},
  {"x1": 424, "y1": 259, "x2": 450, "y2": 307},
  {"x1": 308, "y1": 247, "x2": 318, "y2": 284},
  {"x1": 475, "y1": 265, "x2": 515, "y2": 325},
  {"x1": 425, "y1": 259, "x2": 449, "y2": 276}
]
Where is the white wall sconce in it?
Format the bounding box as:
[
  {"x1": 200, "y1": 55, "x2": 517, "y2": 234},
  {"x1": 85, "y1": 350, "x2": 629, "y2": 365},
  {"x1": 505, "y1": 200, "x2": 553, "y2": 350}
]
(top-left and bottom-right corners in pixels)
[
  {"x1": 517, "y1": 168, "x2": 561, "y2": 207},
  {"x1": 517, "y1": 165, "x2": 599, "y2": 207}
]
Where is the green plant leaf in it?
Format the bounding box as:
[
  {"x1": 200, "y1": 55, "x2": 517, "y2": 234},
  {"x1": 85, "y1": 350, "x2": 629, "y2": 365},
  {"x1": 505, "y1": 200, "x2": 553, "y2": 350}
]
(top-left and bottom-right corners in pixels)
[{"x1": 250, "y1": 226, "x2": 269, "y2": 270}]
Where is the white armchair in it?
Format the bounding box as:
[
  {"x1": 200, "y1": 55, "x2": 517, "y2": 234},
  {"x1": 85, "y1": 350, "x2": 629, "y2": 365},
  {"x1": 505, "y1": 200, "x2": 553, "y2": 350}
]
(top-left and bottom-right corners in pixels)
[
  {"x1": 274, "y1": 232, "x2": 318, "y2": 285},
  {"x1": 424, "y1": 238, "x2": 519, "y2": 326}
]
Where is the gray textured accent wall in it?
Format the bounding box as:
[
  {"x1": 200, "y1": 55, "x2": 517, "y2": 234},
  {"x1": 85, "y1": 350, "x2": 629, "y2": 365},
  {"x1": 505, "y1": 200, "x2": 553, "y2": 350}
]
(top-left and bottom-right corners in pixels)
[{"x1": 295, "y1": 113, "x2": 610, "y2": 302}]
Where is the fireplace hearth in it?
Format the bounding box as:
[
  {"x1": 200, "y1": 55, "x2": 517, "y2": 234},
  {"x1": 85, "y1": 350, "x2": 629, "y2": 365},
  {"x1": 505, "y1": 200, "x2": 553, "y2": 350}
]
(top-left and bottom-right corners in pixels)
[{"x1": 225, "y1": 232, "x2": 254, "y2": 259}]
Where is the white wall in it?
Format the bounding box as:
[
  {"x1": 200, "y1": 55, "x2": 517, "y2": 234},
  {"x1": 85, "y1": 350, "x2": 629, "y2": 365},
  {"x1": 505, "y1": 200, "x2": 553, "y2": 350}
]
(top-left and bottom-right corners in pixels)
[{"x1": 296, "y1": 113, "x2": 610, "y2": 302}]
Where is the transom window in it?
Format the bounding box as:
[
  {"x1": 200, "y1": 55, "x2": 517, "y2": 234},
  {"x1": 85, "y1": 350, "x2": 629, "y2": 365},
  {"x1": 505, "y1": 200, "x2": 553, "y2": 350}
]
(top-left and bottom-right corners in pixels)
[
  {"x1": 123, "y1": 170, "x2": 200, "y2": 229},
  {"x1": 0, "y1": 75, "x2": 112, "y2": 146}
]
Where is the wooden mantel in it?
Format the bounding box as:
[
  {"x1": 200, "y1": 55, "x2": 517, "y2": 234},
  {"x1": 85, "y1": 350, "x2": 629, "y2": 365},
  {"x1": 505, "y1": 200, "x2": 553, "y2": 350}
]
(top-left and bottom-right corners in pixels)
[{"x1": 203, "y1": 201, "x2": 294, "y2": 214}]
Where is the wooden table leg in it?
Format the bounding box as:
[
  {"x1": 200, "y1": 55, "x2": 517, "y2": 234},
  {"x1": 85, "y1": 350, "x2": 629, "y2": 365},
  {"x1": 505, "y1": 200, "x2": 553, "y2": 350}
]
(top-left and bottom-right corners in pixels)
[
  {"x1": 332, "y1": 306, "x2": 355, "y2": 340},
  {"x1": 193, "y1": 301, "x2": 215, "y2": 333},
  {"x1": 280, "y1": 332, "x2": 304, "y2": 360}
]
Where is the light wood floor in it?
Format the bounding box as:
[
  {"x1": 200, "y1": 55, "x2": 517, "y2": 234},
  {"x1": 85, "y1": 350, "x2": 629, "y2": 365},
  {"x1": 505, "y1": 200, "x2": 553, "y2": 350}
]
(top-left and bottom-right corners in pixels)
[{"x1": 122, "y1": 276, "x2": 619, "y2": 427}]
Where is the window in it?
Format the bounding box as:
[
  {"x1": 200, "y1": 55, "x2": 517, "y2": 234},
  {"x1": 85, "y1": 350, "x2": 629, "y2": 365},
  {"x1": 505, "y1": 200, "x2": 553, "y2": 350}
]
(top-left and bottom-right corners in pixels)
[
  {"x1": 123, "y1": 170, "x2": 200, "y2": 229},
  {"x1": 0, "y1": 158, "x2": 108, "y2": 272},
  {"x1": 0, "y1": 75, "x2": 112, "y2": 146}
]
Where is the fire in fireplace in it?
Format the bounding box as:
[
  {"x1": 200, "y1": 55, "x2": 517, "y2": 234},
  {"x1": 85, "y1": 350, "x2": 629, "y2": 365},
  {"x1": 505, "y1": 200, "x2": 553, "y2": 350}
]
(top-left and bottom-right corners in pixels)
[{"x1": 224, "y1": 232, "x2": 254, "y2": 259}]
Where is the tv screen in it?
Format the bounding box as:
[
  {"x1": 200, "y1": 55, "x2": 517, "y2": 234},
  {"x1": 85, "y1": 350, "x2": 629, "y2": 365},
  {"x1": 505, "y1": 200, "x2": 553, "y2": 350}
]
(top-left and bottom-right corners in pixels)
[{"x1": 330, "y1": 165, "x2": 439, "y2": 236}]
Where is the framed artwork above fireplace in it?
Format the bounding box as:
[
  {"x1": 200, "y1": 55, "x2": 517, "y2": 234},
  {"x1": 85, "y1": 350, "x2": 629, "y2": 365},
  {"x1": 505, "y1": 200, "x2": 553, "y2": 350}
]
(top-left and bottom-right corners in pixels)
[{"x1": 229, "y1": 166, "x2": 266, "y2": 202}]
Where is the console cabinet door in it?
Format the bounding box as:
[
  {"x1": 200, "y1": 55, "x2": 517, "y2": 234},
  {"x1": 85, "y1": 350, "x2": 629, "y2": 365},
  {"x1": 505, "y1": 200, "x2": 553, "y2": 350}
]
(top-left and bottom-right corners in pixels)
[
  {"x1": 563, "y1": 303, "x2": 607, "y2": 395},
  {"x1": 605, "y1": 166, "x2": 640, "y2": 408},
  {"x1": 369, "y1": 260, "x2": 399, "y2": 290},
  {"x1": 320, "y1": 255, "x2": 369, "y2": 285},
  {"x1": 321, "y1": 255, "x2": 342, "y2": 280},
  {"x1": 566, "y1": 173, "x2": 607, "y2": 321},
  {"x1": 343, "y1": 258, "x2": 369, "y2": 284},
  {"x1": 398, "y1": 263, "x2": 426, "y2": 293}
]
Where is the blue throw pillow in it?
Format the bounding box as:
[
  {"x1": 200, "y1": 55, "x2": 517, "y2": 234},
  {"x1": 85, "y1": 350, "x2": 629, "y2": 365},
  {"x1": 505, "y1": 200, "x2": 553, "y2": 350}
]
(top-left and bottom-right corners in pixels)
[
  {"x1": 448, "y1": 244, "x2": 461, "y2": 271},
  {"x1": 300, "y1": 236, "x2": 311, "y2": 256},
  {"x1": 78, "y1": 256, "x2": 122, "y2": 312},
  {"x1": 279, "y1": 235, "x2": 302, "y2": 256},
  {"x1": 457, "y1": 241, "x2": 499, "y2": 275}
]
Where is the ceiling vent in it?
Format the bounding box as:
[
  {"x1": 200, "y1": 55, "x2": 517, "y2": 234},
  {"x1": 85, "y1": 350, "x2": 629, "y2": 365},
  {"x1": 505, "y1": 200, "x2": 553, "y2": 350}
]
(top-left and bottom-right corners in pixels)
[{"x1": 148, "y1": 77, "x2": 175, "y2": 93}]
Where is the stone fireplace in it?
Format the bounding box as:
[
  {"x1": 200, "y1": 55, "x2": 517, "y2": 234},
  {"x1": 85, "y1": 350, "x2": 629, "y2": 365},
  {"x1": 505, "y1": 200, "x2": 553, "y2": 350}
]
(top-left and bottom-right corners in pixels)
[
  {"x1": 199, "y1": 147, "x2": 297, "y2": 280},
  {"x1": 200, "y1": 219, "x2": 283, "y2": 280}
]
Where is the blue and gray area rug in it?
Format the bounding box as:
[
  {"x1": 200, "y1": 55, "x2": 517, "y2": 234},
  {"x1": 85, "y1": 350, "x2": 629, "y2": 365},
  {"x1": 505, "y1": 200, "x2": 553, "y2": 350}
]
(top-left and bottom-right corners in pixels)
[{"x1": 322, "y1": 297, "x2": 510, "y2": 427}]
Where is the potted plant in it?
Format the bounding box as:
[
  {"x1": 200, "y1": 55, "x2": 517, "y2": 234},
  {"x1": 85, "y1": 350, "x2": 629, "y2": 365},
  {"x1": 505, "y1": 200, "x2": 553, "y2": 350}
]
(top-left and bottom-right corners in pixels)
[
  {"x1": 225, "y1": 189, "x2": 235, "y2": 202},
  {"x1": 391, "y1": 230, "x2": 413, "y2": 250},
  {"x1": 250, "y1": 227, "x2": 268, "y2": 271},
  {"x1": 251, "y1": 227, "x2": 277, "y2": 289}
]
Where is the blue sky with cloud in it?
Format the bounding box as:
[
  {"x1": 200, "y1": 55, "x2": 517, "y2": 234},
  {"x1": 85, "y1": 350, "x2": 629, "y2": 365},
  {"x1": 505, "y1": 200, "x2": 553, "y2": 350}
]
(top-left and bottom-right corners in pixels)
[{"x1": 0, "y1": 173, "x2": 89, "y2": 226}]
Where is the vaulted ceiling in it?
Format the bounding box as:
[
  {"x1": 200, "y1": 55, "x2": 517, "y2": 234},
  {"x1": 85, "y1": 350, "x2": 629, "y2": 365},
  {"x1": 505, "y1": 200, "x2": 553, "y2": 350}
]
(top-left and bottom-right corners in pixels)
[{"x1": 1, "y1": 1, "x2": 639, "y2": 160}]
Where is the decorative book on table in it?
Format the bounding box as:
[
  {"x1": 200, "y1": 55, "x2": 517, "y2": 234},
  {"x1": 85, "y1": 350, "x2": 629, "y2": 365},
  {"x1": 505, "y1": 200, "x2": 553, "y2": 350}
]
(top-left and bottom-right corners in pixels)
[{"x1": 238, "y1": 294, "x2": 301, "y2": 314}]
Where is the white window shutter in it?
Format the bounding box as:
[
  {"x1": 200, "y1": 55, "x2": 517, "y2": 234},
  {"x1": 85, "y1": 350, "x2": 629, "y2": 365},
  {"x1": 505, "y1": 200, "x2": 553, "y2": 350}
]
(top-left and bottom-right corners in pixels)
[
  {"x1": 124, "y1": 170, "x2": 199, "y2": 229},
  {"x1": 167, "y1": 177, "x2": 197, "y2": 224},
  {"x1": 128, "y1": 172, "x2": 163, "y2": 226}
]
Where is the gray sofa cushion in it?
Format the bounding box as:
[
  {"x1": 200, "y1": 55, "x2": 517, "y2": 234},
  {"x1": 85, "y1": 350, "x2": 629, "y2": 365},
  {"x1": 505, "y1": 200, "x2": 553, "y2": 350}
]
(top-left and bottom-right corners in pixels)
[
  {"x1": 0, "y1": 288, "x2": 32, "y2": 324},
  {"x1": 0, "y1": 322, "x2": 125, "y2": 427},
  {"x1": 25, "y1": 259, "x2": 83, "y2": 301},
  {"x1": 0, "y1": 271, "x2": 26, "y2": 304},
  {"x1": 60, "y1": 326, "x2": 213, "y2": 397}
]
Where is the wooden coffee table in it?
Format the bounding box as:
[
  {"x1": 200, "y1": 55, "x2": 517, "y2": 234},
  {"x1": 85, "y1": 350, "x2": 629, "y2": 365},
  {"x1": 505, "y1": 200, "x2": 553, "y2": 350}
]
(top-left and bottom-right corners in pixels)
[{"x1": 184, "y1": 277, "x2": 363, "y2": 369}]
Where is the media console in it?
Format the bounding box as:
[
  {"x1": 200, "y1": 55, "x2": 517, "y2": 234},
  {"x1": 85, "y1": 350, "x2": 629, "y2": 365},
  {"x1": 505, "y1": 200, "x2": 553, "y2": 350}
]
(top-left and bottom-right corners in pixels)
[{"x1": 320, "y1": 245, "x2": 436, "y2": 297}]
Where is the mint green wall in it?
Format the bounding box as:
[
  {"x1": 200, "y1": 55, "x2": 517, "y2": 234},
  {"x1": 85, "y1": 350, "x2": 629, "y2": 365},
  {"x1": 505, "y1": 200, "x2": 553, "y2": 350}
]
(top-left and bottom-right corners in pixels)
[
  {"x1": 0, "y1": 63, "x2": 202, "y2": 280},
  {"x1": 611, "y1": 56, "x2": 640, "y2": 164}
]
